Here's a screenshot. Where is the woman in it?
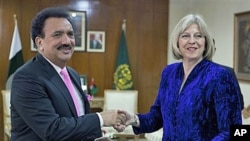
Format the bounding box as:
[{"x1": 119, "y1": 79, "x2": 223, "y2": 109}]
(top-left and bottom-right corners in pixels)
[{"x1": 119, "y1": 14, "x2": 242, "y2": 140}]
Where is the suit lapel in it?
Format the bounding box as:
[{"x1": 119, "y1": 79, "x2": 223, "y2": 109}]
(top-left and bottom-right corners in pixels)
[
  {"x1": 37, "y1": 54, "x2": 78, "y2": 116},
  {"x1": 52, "y1": 74, "x2": 79, "y2": 116},
  {"x1": 67, "y1": 68, "x2": 91, "y2": 114}
]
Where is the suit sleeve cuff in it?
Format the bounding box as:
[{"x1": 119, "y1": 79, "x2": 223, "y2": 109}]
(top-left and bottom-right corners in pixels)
[{"x1": 96, "y1": 112, "x2": 104, "y2": 127}]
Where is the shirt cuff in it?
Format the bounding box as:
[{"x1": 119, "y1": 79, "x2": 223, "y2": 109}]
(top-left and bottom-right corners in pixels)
[{"x1": 96, "y1": 112, "x2": 104, "y2": 127}]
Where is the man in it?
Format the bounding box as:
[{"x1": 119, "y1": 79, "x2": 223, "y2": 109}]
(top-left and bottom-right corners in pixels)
[
  {"x1": 213, "y1": 39, "x2": 244, "y2": 110},
  {"x1": 220, "y1": 65, "x2": 244, "y2": 110},
  {"x1": 90, "y1": 33, "x2": 102, "y2": 49},
  {"x1": 11, "y1": 7, "x2": 124, "y2": 141}
]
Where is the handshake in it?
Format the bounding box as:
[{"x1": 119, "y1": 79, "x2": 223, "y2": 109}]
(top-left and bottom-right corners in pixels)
[{"x1": 100, "y1": 110, "x2": 139, "y2": 132}]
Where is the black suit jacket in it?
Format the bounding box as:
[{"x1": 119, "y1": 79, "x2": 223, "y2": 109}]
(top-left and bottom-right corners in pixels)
[
  {"x1": 11, "y1": 54, "x2": 102, "y2": 141},
  {"x1": 221, "y1": 65, "x2": 244, "y2": 110}
]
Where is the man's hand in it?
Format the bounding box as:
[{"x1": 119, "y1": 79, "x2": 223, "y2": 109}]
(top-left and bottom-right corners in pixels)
[
  {"x1": 113, "y1": 110, "x2": 138, "y2": 132},
  {"x1": 118, "y1": 110, "x2": 134, "y2": 125},
  {"x1": 100, "y1": 110, "x2": 138, "y2": 133},
  {"x1": 100, "y1": 110, "x2": 126, "y2": 127}
]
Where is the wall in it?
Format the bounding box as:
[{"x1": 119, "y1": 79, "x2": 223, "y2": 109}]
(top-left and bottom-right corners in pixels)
[
  {"x1": 0, "y1": 0, "x2": 169, "y2": 139},
  {"x1": 168, "y1": 0, "x2": 250, "y2": 107}
]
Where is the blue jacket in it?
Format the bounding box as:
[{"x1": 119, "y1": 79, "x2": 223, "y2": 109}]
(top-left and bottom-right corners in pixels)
[{"x1": 133, "y1": 59, "x2": 242, "y2": 141}]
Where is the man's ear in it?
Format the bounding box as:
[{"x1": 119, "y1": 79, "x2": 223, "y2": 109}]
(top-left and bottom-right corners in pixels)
[{"x1": 35, "y1": 37, "x2": 44, "y2": 51}]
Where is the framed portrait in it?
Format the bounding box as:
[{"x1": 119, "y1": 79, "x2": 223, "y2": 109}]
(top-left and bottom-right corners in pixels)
[
  {"x1": 69, "y1": 10, "x2": 87, "y2": 51},
  {"x1": 87, "y1": 31, "x2": 105, "y2": 52},
  {"x1": 234, "y1": 11, "x2": 250, "y2": 81},
  {"x1": 80, "y1": 75, "x2": 88, "y2": 94}
]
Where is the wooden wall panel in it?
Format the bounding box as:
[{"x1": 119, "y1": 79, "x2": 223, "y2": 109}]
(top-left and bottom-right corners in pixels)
[{"x1": 0, "y1": 0, "x2": 168, "y2": 139}]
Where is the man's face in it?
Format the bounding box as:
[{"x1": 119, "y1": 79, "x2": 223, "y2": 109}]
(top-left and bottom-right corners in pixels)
[{"x1": 36, "y1": 17, "x2": 75, "y2": 68}]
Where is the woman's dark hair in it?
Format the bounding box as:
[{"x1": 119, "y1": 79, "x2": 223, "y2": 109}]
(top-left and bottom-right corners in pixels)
[{"x1": 31, "y1": 7, "x2": 75, "y2": 48}]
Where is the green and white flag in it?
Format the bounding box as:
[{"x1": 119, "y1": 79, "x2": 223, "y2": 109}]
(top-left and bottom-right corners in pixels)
[
  {"x1": 113, "y1": 20, "x2": 133, "y2": 90},
  {"x1": 6, "y1": 17, "x2": 24, "y2": 89}
]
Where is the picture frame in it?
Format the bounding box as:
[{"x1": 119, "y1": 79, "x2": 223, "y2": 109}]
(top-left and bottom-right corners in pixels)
[
  {"x1": 69, "y1": 10, "x2": 87, "y2": 51},
  {"x1": 234, "y1": 11, "x2": 250, "y2": 81},
  {"x1": 87, "y1": 31, "x2": 105, "y2": 52},
  {"x1": 80, "y1": 75, "x2": 88, "y2": 94}
]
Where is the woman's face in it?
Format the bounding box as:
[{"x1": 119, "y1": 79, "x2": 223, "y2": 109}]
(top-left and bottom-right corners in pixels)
[{"x1": 178, "y1": 24, "x2": 206, "y2": 62}]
